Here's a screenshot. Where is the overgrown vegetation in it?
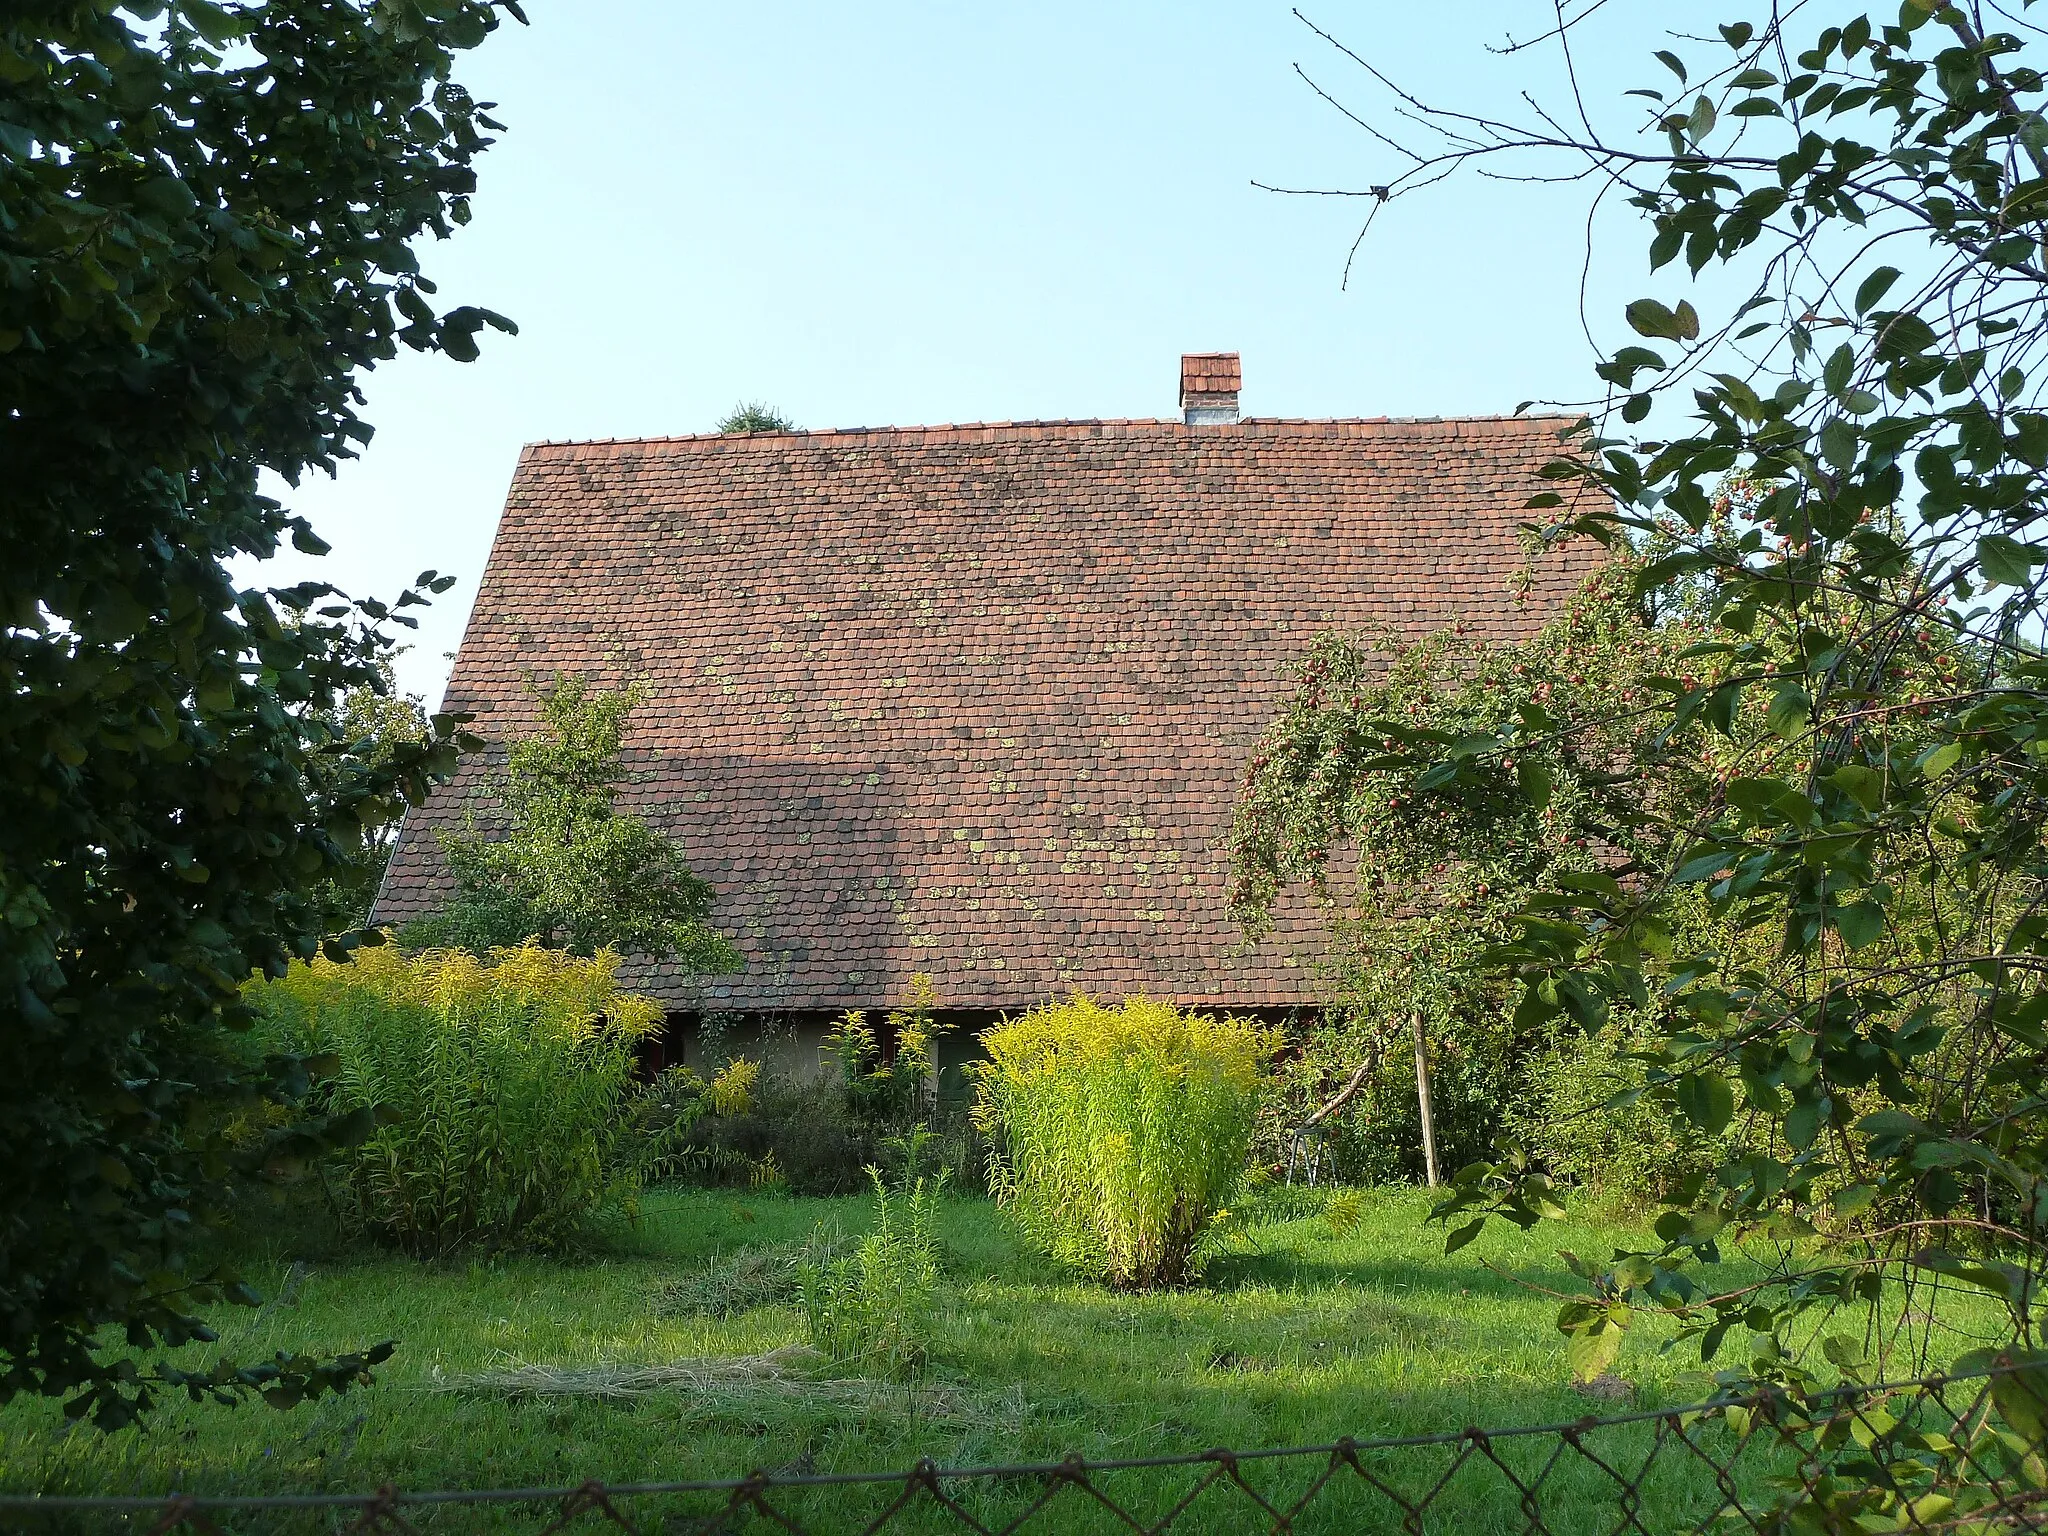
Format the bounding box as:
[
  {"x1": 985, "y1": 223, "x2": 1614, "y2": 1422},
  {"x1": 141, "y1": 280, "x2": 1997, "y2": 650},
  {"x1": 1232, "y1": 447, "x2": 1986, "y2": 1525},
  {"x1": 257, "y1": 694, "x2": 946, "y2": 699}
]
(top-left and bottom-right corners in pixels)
[
  {"x1": 246, "y1": 946, "x2": 684, "y2": 1253},
  {"x1": 976, "y1": 997, "x2": 1273, "y2": 1288},
  {"x1": 406, "y1": 677, "x2": 743, "y2": 973},
  {"x1": 825, "y1": 973, "x2": 953, "y2": 1129},
  {"x1": 797, "y1": 1164, "x2": 948, "y2": 1377},
  {"x1": 1, "y1": 0, "x2": 517, "y2": 1427},
  {"x1": 683, "y1": 1072, "x2": 892, "y2": 1195},
  {"x1": 1243, "y1": 0, "x2": 2048, "y2": 1441},
  {"x1": 1507, "y1": 1020, "x2": 1732, "y2": 1211},
  {"x1": 1237, "y1": 566, "x2": 1716, "y2": 1200},
  {"x1": 682, "y1": 975, "x2": 984, "y2": 1196}
]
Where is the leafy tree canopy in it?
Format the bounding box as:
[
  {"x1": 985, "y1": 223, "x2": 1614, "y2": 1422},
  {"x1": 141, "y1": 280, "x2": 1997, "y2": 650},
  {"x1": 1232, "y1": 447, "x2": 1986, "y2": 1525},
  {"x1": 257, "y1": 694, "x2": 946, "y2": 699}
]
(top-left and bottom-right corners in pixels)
[
  {"x1": 2, "y1": 0, "x2": 518, "y2": 1426},
  {"x1": 412, "y1": 677, "x2": 745, "y2": 975},
  {"x1": 311, "y1": 654, "x2": 430, "y2": 933},
  {"x1": 1235, "y1": 562, "x2": 1711, "y2": 1183},
  {"x1": 1242, "y1": 0, "x2": 2048, "y2": 1417}
]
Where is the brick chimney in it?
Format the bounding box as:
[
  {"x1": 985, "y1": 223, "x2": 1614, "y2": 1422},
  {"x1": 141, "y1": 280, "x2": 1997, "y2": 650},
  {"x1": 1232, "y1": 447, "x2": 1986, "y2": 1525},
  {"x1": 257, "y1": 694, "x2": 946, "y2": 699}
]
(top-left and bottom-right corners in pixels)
[{"x1": 1180, "y1": 352, "x2": 1241, "y2": 424}]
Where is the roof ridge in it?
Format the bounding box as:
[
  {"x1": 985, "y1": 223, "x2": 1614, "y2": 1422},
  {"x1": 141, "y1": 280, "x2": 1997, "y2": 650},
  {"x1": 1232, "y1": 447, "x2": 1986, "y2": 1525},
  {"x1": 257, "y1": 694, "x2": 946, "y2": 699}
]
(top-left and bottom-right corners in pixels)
[{"x1": 520, "y1": 413, "x2": 1580, "y2": 452}]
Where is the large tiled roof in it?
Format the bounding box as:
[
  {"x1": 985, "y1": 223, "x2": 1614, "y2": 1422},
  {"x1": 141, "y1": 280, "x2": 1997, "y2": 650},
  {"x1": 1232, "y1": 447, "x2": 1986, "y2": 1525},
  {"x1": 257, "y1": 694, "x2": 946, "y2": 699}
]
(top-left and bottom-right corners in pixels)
[{"x1": 376, "y1": 414, "x2": 1599, "y2": 1013}]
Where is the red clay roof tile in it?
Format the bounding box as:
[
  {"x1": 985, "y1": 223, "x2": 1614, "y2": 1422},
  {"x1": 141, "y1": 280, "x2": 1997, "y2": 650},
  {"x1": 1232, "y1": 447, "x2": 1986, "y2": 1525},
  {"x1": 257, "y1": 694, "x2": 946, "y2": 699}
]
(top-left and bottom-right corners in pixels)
[{"x1": 376, "y1": 414, "x2": 1598, "y2": 1012}]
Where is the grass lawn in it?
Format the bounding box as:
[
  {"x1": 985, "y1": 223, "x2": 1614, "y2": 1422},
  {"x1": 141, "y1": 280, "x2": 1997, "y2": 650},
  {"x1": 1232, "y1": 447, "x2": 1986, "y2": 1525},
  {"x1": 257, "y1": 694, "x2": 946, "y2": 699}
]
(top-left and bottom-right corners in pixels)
[{"x1": 0, "y1": 1186, "x2": 1995, "y2": 1533}]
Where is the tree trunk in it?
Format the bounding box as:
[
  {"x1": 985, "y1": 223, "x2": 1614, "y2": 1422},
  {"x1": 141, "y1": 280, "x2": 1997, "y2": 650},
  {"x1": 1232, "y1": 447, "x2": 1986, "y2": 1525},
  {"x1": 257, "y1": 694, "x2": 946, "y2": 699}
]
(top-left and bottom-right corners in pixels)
[{"x1": 1412, "y1": 1013, "x2": 1441, "y2": 1188}]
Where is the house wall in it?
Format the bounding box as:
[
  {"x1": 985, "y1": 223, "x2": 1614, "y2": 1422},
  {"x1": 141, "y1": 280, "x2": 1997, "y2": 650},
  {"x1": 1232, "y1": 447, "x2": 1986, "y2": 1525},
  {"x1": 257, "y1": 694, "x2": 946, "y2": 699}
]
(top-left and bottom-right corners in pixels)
[{"x1": 647, "y1": 1004, "x2": 1324, "y2": 1106}]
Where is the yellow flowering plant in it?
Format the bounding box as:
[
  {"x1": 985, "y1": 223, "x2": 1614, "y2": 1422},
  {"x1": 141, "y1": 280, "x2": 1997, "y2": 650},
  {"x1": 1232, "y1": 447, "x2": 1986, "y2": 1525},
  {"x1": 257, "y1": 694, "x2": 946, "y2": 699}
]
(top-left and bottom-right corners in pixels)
[
  {"x1": 246, "y1": 944, "x2": 676, "y2": 1252},
  {"x1": 975, "y1": 996, "x2": 1273, "y2": 1288}
]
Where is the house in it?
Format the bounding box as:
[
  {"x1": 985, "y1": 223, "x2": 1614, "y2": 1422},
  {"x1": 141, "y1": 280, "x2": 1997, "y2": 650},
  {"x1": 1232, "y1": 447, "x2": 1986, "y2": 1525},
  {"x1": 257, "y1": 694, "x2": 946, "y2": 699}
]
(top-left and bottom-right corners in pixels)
[{"x1": 374, "y1": 354, "x2": 1597, "y2": 1067}]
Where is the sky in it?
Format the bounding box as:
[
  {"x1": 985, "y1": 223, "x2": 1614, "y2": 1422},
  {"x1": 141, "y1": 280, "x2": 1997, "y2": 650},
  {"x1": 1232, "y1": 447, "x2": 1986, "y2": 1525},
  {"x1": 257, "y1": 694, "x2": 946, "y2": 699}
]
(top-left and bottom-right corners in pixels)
[{"x1": 261, "y1": 2, "x2": 1699, "y2": 705}]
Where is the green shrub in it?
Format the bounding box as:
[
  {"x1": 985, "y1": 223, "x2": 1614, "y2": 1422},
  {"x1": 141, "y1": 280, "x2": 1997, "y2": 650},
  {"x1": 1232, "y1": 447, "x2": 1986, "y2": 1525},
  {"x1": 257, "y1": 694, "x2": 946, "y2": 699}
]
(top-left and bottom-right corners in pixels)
[
  {"x1": 683, "y1": 1072, "x2": 881, "y2": 1195},
  {"x1": 656, "y1": 973, "x2": 980, "y2": 1198},
  {"x1": 797, "y1": 1169, "x2": 945, "y2": 1377},
  {"x1": 1324, "y1": 1033, "x2": 1517, "y2": 1187},
  {"x1": 975, "y1": 996, "x2": 1273, "y2": 1288},
  {"x1": 245, "y1": 945, "x2": 682, "y2": 1252},
  {"x1": 1509, "y1": 1021, "x2": 1728, "y2": 1211},
  {"x1": 622, "y1": 1063, "x2": 717, "y2": 1185}
]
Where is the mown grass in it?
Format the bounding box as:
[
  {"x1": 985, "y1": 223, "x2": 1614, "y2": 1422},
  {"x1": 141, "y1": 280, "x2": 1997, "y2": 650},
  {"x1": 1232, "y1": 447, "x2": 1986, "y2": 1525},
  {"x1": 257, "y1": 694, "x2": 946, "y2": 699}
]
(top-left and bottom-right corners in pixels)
[{"x1": 0, "y1": 1187, "x2": 2001, "y2": 1533}]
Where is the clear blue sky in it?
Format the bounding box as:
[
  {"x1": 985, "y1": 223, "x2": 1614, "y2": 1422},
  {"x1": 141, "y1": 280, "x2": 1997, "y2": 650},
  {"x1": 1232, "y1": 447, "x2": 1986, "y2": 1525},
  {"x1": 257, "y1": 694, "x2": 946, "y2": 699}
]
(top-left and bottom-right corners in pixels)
[{"x1": 265, "y1": 3, "x2": 1689, "y2": 704}]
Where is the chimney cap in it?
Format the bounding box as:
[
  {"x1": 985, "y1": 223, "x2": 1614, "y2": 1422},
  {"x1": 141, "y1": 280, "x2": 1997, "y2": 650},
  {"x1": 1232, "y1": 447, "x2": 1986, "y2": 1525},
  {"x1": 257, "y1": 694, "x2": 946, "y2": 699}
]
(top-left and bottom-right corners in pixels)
[{"x1": 1180, "y1": 352, "x2": 1241, "y2": 424}]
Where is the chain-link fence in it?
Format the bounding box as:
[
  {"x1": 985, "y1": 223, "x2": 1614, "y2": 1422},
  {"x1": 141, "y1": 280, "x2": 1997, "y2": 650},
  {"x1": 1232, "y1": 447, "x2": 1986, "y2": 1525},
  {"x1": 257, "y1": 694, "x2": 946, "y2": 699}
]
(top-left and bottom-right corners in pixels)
[{"x1": 7, "y1": 1361, "x2": 2048, "y2": 1534}]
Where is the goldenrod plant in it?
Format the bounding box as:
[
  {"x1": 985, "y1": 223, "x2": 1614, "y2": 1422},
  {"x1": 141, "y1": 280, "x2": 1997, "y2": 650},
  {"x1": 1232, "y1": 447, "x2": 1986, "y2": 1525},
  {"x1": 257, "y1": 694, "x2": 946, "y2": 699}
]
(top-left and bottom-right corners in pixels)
[
  {"x1": 975, "y1": 996, "x2": 1274, "y2": 1288},
  {"x1": 708, "y1": 1058, "x2": 759, "y2": 1118},
  {"x1": 247, "y1": 945, "x2": 679, "y2": 1252},
  {"x1": 824, "y1": 972, "x2": 952, "y2": 1127}
]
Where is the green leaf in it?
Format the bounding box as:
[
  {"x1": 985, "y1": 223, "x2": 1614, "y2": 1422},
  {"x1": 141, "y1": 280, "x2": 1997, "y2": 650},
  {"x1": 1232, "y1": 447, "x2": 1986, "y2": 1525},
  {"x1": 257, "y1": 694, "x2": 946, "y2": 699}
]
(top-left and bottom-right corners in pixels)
[
  {"x1": 1989, "y1": 1351, "x2": 2048, "y2": 1444},
  {"x1": 181, "y1": 0, "x2": 245, "y2": 45},
  {"x1": 1568, "y1": 1317, "x2": 1626, "y2": 1382},
  {"x1": 1444, "y1": 1218, "x2": 1486, "y2": 1254},
  {"x1": 1980, "y1": 533, "x2": 2044, "y2": 588},
  {"x1": 1673, "y1": 847, "x2": 1737, "y2": 884},
  {"x1": 1832, "y1": 900, "x2": 1885, "y2": 950},
  {"x1": 1518, "y1": 758, "x2": 1555, "y2": 810},
  {"x1": 1765, "y1": 683, "x2": 1811, "y2": 740},
  {"x1": 1823, "y1": 343, "x2": 1855, "y2": 396},
  {"x1": 1674, "y1": 1071, "x2": 1735, "y2": 1135},
  {"x1": 135, "y1": 176, "x2": 198, "y2": 218},
  {"x1": 1921, "y1": 742, "x2": 1963, "y2": 780},
  {"x1": 438, "y1": 319, "x2": 481, "y2": 363},
  {"x1": 1625, "y1": 298, "x2": 1700, "y2": 342},
  {"x1": 1784, "y1": 1097, "x2": 1821, "y2": 1150},
  {"x1": 1829, "y1": 765, "x2": 1884, "y2": 812},
  {"x1": 1818, "y1": 417, "x2": 1857, "y2": 469},
  {"x1": 1854, "y1": 266, "x2": 1901, "y2": 314}
]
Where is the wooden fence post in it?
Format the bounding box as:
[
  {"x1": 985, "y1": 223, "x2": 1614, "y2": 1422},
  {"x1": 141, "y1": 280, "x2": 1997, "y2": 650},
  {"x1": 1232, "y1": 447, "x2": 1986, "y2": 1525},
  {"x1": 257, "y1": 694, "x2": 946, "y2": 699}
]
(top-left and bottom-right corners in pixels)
[{"x1": 1412, "y1": 1013, "x2": 1441, "y2": 1188}]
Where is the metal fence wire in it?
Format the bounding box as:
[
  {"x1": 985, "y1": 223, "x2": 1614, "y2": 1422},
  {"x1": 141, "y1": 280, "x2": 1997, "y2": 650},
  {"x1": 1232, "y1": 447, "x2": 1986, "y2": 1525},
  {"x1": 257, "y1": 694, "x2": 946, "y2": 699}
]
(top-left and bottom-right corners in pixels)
[{"x1": 9, "y1": 1361, "x2": 2048, "y2": 1535}]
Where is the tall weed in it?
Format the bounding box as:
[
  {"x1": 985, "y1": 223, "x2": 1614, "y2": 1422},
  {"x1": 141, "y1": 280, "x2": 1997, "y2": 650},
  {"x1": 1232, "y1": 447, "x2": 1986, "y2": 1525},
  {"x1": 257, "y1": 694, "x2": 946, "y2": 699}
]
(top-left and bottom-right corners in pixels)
[
  {"x1": 245, "y1": 945, "x2": 679, "y2": 1252},
  {"x1": 975, "y1": 995, "x2": 1273, "y2": 1288},
  {"x1": 823, "y1": 971, "x2": 952, "y2": 1127},
  {"x1": 797, "y1": 1165, "x2": 945, "y2": 1377}
]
